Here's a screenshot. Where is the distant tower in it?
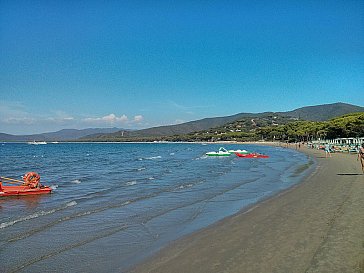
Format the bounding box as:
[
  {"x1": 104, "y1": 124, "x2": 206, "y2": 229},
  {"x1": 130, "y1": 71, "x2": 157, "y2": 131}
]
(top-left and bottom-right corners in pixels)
[{"x1": 121, "y1": 131, "x2": 124, "y2": 137}]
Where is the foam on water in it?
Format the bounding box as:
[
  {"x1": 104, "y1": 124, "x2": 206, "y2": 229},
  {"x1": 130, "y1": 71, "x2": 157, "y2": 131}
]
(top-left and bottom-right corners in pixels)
[
  {"x1": 138, "y1": 155, "x2": 162, "y2": 161},
  {"x1": 195, "y1": 155, "x2": 208, "y2": 160},
  {"x1": 71, "y1": 179, "x2": 81, "y2": 184},
  {"x1": 126, "y1": 181, "x2": 137, "y2": 186},
  {"x1": 50, "y1": 184, "x2": 59, "y2": 190},
  {"x1": 0, "y1": 201, "x2": 77, "y2": 229},
  {"x1": 177, "y1": 183, "x2": 194, "y2": 190},
  {"x1": 146, "y1": 155, "x2": 162, "y2": 160}
]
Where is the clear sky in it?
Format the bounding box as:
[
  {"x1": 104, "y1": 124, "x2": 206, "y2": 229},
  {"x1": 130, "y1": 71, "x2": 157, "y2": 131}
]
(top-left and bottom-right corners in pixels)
[{"x1": 1, "y1": 0, "x2": 363, "y2": 134}]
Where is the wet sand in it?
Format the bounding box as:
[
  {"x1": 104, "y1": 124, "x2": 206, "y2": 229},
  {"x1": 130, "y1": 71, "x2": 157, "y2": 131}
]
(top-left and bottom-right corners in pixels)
[{"x1": 129, "y1": 145, "x2": 364, "y2": 273}]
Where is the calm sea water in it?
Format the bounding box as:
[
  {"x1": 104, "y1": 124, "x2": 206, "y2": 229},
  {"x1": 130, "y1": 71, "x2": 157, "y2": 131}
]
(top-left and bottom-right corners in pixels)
[{"x1": 0, "y1": 143, "x2": 314, "y2": 273}]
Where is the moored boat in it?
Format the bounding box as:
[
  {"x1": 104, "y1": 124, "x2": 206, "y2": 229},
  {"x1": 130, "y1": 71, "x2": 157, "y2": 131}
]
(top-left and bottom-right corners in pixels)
[
  {"x1": 27, "y1": 140, "x2": 47, "y2": 145},
  {"x1": 0, "y1": 184, "x2": 52, "y2": 196},
  {"x1": 0, "y1": 172, "x2": 52, "y2": 197},
  {"x1": 206, "y1": 147, "x2": 231, "y2": 156}
]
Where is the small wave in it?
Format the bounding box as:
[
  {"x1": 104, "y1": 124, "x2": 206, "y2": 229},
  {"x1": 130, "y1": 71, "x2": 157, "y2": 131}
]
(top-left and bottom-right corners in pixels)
[
  {"x1": 71, "y1": 179, "x2": 81, "y2": 184},
  {"x1": 195, "y1": 155, "x2": 208, "y2": 160},
  {"x1": 126, "y1": 181, "x2": 137, "y2": 186},
  {"x1": 177, "y1": 184, "x2": 193, "y2": 190},
  {"x1": 1, "y1": 211, "x2": 54, "y2": 229},
  {"x1": 170, "y1": 153, "x2": 175, "y2": 155},
  {"x1": 145, "y1": 156, "x2": 162, "y2": 160},
  {"x1": 6, "y1": 201, "x2": 132, "y2": 243},
  {"x1": 66, "y1": 201, "x2": 77, "y2": 207},
  {"x1": 0, "y1": 201, "x2": 77, "y2": 229},
  {"x1": 9, "y1": 224, "x2": 129, "y2": 273},
  {"x1": 148, "y1": 177, "x2": 155, "y2": 180},
  {"x1": 137, "y1": 167, "x2": 146, "y2": 171}
]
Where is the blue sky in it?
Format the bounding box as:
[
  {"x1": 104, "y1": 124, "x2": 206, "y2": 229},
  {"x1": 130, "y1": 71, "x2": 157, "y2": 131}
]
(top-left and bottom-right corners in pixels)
[{"x1": 1, "y1": 0, "x2": 363, "y2": 134}]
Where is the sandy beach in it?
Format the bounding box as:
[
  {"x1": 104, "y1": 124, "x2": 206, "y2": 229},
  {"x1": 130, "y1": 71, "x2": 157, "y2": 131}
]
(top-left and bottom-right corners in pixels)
[{"x1": 129, "y1": 145, "x2": 364, "y2": 273}]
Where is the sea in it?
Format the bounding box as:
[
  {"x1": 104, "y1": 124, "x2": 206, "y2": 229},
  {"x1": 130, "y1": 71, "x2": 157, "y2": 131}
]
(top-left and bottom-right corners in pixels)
[{"x1": 0, "y1": 142, "x2": 315, "y2": 273}]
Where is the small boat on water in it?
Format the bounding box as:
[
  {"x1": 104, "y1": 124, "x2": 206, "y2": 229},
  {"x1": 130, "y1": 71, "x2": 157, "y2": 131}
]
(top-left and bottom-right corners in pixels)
[
  {"x1": 27, "y1": 141, "x2": 47, "y2": 145},
  {"x1": 206, "y1": 147, "x2": 231, "y2": 157},
  {"x1": 0, "y1": 184, "x2": 52, "y2": 196},
  {"x1": 0, "y1": 172, "x2": 52, "y2": 197},
  {"x1": 235, "y1": 152, "x2": 269, "y2": 158}
]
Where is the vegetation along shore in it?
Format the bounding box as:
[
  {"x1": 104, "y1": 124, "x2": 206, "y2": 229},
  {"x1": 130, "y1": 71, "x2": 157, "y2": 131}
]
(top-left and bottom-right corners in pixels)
[{"x1": 81, "y1": 111, "x2": 364, "y2": 143}]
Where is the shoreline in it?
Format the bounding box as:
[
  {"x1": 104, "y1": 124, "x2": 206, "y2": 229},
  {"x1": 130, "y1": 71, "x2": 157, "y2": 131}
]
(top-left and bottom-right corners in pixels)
[{"x1": 129, "y1": 144, "x2": 364, "y2": 273}]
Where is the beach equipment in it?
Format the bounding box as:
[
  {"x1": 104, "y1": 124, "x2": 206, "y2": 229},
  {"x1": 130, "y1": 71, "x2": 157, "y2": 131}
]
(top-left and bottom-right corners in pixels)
[
  {"x1": 206, "y1": 147, "x2": 231, "y2": 156},
  {"x1": 235, "y1": 152, "x2": 269, "y2": 158},
  {"x1": 0, "y1": 172, "x2": 52, "y2": 197}
]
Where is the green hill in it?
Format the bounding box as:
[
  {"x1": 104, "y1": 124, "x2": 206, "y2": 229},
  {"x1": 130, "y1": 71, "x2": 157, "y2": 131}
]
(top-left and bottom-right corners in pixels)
[
  {"x1": 280, "y1": 102, "x2": 364, "y2": 121},
  {"x1": 84, "y1": 102, "x2": 364, "y2": 141}
]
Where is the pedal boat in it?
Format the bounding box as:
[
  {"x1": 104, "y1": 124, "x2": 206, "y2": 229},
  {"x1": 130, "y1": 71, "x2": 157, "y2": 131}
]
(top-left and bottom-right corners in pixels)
[
  {"x1": 0, "y1": 172, "x2": 52, "y2": 197},
  {"x1": 235, "y1": 152, "x2": 269, "y2": 158},
  {"x1": 0, "y1": 184, "x2": 52, "y2": 196},
  {"x1": 206, "y1": 147, "x2": 231, "y2": 157}
]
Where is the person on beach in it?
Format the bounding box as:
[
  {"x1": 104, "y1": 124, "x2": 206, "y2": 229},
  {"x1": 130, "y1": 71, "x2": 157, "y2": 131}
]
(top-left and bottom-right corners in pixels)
[
  {"x1": 325, "y1": 143, "x2": 332, "y2": 158},
  {"x1": 358, "y1": 143, "x2": 364, "y2": 173}
]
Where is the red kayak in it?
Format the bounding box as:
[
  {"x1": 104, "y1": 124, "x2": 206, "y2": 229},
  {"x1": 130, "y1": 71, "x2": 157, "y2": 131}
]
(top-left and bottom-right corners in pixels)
[
  {"x1": 0, "y1": 172, "x2": 52, "y2": 197},
  {"x1": 235, "y1": 152, "x2": 269, "y2": 158}
]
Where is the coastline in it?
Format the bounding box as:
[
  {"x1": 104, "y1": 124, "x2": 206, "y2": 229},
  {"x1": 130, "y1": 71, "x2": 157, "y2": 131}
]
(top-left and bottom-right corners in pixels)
[{"x1": 129, "y1": 144, "x2": 364, "y2": 273}]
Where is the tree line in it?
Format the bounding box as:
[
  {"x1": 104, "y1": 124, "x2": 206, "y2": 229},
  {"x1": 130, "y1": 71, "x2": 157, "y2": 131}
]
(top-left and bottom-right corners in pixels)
[
  {"x1": 165, "y1": 112, "x2": 364, "y2": 143},
  {"x1": 257, "y1": 112, "x2": 364, "y2": 142},
  {"x1": 81, "y1": 112, "x2": 363, "y2": 143}
]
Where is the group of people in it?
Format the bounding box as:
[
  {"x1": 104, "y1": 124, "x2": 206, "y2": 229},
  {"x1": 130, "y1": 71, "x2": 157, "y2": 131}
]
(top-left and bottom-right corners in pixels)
[{"x1": 325, "y1": 143, "x2": 364, "y2": 173}]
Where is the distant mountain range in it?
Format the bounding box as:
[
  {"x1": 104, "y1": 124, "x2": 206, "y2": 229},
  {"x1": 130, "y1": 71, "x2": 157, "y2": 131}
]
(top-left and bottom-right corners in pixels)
[
  {"x1": 1, "y1": 102, "x2": 363, "y2": 142},
  {"x1": 86, "y1": 102, "x2": 364, "y2": 140},
  {"x1": 0, "y1": 128, "x2": 122, "y2": 142}
]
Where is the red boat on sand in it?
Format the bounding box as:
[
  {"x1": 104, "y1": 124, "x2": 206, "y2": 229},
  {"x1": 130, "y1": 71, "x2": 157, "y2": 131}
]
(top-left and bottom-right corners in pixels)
[
  {"x1": 0, "y1": 172, "x2": 52, "y2": 197},
  {"x1": 235, "y1": 152, "x2": 269, "y2": 158}
]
